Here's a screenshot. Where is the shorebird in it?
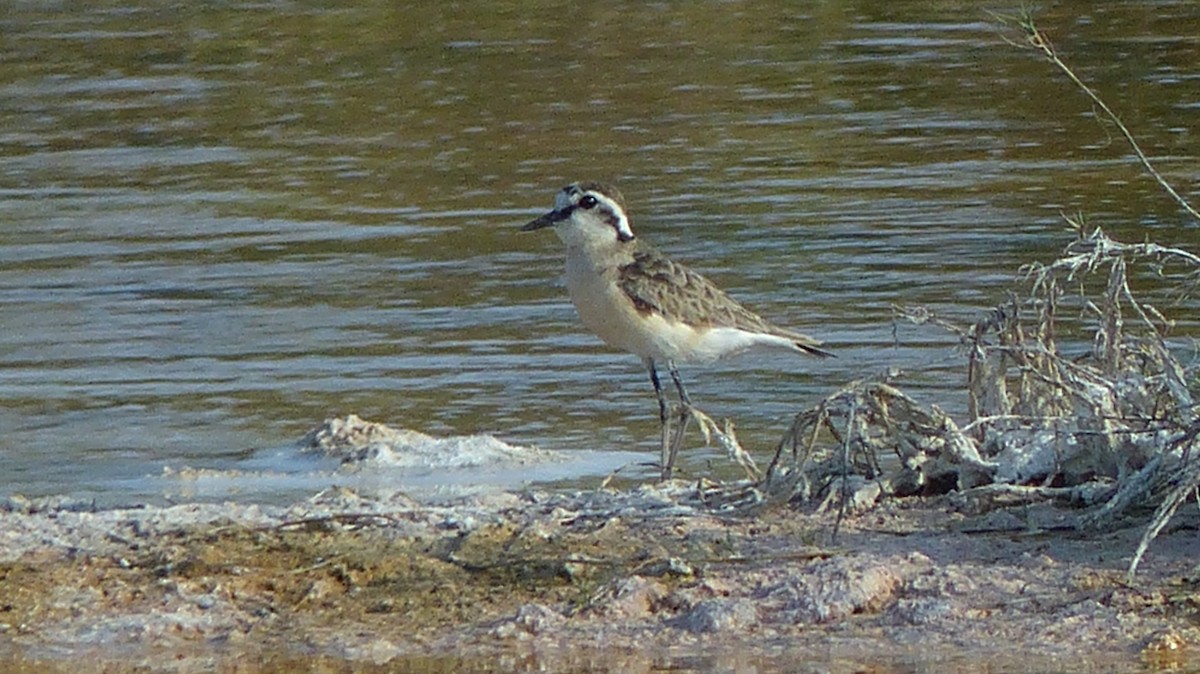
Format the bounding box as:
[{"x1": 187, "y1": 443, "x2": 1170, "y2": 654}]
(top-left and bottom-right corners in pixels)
[{"x1": 521, "y1": 181, "x2": 832, "y2": 478}]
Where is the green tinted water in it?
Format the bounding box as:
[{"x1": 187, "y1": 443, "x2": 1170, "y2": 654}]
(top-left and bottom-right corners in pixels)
[{"x1": 0, "y1": 0, "x2": 1197, "y2": 501}]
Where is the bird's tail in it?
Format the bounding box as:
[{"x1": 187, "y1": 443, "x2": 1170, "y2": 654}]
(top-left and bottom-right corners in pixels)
[{"x1": 794, "y1": 337, "x2": 835, "y2": 359}]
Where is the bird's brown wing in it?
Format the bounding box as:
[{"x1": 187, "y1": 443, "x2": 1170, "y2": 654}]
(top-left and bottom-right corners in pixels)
[{"x1": 617, "y1": 247, "x2": 831, "y2": 357}]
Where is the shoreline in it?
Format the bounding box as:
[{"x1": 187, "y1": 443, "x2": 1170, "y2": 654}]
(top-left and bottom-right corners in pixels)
[{"x1": 2, "y1": 484, "x2": 1197, "y2": 672}]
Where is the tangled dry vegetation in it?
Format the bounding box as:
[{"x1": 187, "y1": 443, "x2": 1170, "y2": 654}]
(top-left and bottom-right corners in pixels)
[{"x1": 745, "y1": 222, "x2": 1200, "y2": 578}]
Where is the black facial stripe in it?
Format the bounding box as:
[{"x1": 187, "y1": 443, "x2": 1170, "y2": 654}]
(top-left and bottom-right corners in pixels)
[{"x1": 602, "y1": 206, "x2": 635, "y2": 241}]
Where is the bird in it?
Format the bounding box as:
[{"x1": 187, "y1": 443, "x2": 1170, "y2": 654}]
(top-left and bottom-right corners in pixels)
[{"x1": 521, "y1": 181, "x2": 832, "y2": 478}]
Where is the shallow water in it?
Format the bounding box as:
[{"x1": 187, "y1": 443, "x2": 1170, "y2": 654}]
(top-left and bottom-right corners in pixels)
[{"x1": 1, "y1": 0, "x2": 1198, "y2": 504}]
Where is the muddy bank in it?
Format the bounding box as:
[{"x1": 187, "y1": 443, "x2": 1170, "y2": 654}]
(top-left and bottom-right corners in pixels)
[{"x1": 1, "y1": 484, "x2": 1198, "y2": 673}]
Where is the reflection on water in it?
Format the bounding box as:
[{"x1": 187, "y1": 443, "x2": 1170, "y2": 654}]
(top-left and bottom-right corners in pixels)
[{"x1": 0, "y1": 0, "x2": 1197, "y2": 503}]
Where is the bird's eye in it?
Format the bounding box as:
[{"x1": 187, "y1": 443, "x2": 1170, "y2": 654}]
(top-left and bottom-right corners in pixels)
[{"x1": 579, "y1": 195, "x2": 598, "y2": 209}]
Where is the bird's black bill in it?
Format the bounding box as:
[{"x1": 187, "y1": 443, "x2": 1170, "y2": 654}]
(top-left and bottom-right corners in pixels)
[{"x1": 521, "y1": 208, "x2": 568, "y2": 232}]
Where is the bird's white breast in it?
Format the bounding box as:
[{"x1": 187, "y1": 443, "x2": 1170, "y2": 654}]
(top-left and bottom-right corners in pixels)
[{"x1": 564, "y1": 250, "x2": 686, "y2": 363}]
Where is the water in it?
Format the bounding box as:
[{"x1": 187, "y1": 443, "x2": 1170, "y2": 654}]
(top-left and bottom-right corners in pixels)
[{"x1": 1, "y1": 0, "x2": 1198, "y2": 504}]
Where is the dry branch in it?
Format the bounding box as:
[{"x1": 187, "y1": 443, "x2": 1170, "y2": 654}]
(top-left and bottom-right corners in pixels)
[
  {"x1": 996, "y1": 9, "x2": 1200, "y2": 223},
  {"x1": 760, "y1": 224, "x2": 1199, "y2": 576}
]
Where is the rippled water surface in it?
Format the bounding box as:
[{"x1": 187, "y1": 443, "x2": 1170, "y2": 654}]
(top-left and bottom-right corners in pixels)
[{"x1": 1, "y1": 1, "x2": 1198, "y2": 503}]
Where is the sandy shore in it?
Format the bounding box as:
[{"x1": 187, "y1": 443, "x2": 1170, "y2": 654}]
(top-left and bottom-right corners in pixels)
[{"x1": 1, "y1": 482, "x2": 1198, "y2": 673}]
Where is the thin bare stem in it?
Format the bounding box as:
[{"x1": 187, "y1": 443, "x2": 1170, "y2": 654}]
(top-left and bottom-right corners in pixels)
[{"x1": 1003, "y1": 11, "x2": 1200, "y2": 223}]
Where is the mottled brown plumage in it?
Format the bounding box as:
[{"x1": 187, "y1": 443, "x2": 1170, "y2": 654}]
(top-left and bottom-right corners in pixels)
[{"x1": 618, "y1": 247, "x2": 832, "y2": 358}]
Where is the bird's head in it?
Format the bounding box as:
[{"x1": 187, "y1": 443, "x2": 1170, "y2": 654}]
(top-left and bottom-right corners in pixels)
[{"x1": 521, "y1": 181, "x2": 635, "y2": 249}]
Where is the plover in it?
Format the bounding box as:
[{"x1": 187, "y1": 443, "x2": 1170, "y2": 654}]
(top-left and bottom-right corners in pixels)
[{"x1": 522, "y1": 181, "x2": 832, "y2": 478}]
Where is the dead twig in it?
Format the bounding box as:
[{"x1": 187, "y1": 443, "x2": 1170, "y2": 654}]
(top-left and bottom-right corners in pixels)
[{"x1": 994, "y1": 10, "x2": 1200, "y2": 223}]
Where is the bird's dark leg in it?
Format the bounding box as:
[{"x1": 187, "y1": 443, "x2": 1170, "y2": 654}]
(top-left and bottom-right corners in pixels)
[
  {"x1": 664, "y1": 362, "x2": 693, "y2": 480},
  {"x1": 645, "y1": 359, "x2": 673, "y2": 480},
  {"x1": 646, "y1": 358, "x2": 668, "y2": 426}
]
